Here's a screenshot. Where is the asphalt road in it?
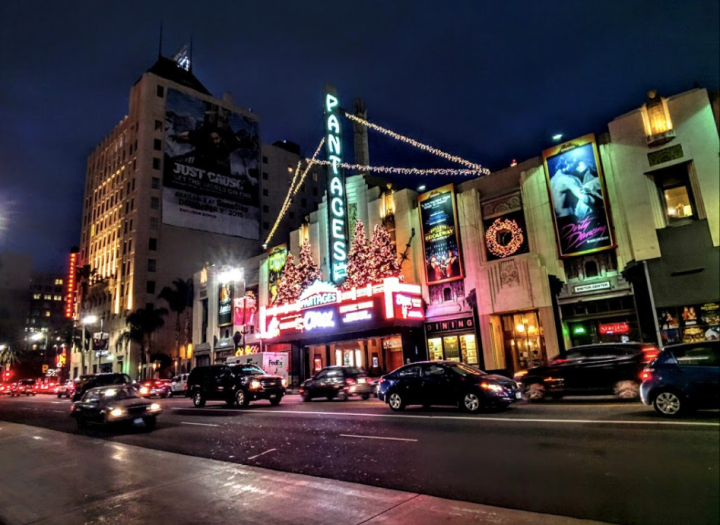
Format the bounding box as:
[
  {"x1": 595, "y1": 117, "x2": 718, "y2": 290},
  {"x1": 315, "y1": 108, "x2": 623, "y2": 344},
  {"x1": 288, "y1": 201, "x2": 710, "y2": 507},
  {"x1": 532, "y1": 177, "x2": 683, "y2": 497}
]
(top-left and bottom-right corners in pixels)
[{"x1": 1, "y1": 393, "x2": 718, "y2": 525}]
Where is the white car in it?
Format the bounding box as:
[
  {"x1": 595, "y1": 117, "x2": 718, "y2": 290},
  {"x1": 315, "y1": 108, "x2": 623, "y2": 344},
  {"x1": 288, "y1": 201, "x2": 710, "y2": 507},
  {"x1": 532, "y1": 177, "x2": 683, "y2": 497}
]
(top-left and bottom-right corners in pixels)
[{"x1": 170, "y1": 374, "x2": 189, "y2": 397}]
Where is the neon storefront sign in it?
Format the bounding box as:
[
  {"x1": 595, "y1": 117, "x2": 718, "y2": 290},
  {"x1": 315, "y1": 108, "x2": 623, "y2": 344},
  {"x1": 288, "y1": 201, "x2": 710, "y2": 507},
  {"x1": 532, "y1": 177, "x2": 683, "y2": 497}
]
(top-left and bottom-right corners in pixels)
[{"x1": 304, "y1": 310, "x2": 335, "y2": 331}]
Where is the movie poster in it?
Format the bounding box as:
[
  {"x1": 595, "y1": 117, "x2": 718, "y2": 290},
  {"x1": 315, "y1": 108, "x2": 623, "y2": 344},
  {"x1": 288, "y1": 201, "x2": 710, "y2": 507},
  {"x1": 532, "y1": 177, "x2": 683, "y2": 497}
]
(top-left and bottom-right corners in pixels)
[
  {"x1": 267, "y1": 244, "x2": 288, "y2": 305},
  {"x1": 92, "y1": 332, "x2": 109, "y2": 353},
  {"x1": 218, "y1": 283, "x2": 233, "y2": 327},
  {"x1": 542, "y1": 134, "x2": 615, "y2": 258},
  {"x1": 418, "y1": 184, "x2": 464, "y2": 285},
  {"x1": 658, "y1": 302, "x2": 720, "y2": 345},
  {"x1": 163, "y1": 88, "x2": 260, "y2": 239}
]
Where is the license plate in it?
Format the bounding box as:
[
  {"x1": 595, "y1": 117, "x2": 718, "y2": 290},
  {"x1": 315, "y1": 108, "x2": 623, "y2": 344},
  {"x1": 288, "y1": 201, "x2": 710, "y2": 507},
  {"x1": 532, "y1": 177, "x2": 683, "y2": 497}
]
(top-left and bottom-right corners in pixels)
[
  {"x1": 133, "y1": 418, "x2": 143, "y2": 424},
  {"x1": 515, "y1": 392, "x2": 522, "y2": 400},
  {"x1": 358, "y1": 378, "x2": 366, "y2": 383},
  {"x1": 269, "y1": 394, "x2": 277, "y2": 399}
]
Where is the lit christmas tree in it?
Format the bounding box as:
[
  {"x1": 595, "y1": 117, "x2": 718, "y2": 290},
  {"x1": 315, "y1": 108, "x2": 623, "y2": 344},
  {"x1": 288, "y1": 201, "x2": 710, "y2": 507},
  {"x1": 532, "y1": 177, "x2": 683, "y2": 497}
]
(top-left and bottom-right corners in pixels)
[
  {"x1": 275, "y1": 253, "x2": 301, "y2": 305},
  {"x1": 370, "y1": 224, "x2": 400, "y2": 283},
  {"x1": 343, "y1": 220, "x2": 372, "y2": 289},
  {"x1": 297, "y1": 240, "x2": 321, "y2": 291}
]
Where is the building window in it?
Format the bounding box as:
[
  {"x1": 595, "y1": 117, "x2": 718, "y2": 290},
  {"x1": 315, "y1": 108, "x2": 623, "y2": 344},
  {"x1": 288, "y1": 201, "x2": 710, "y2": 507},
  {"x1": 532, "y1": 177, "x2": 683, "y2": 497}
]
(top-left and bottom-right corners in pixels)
[
  {"x1": 33, "y1": 293, "x2": 41, "y2": 300},
  {"x1": 150, "y1": 217, "x2": 159, "y2": 230},
  {"x1": 301, "y1": 198, "x2": 307, "y2": 207},
  {"x1": 152, "y1": 158, "x2": 161, "y2": 170},
  {"x1": 153, "y1": 139, "x2": 162, "y2": 151},
  {"x1": 151, "y1": 197, "x2": 160, "y2": 209},
  {"x1": 148, "y1": 259, "x2": 156, "y2": 272},
  {"x1": 313, "y1": 187, "x2": 318, "y2": 197},
  {"x1": 146, "y1": 281, "x2": 156, "y2": 294},
  {"x1": 156, "y1": 85, "x2": 164, "y2": 98},
  {"x1": 149, "y1": 238, "x2": 157, "y2": 250},
  {"x1": 263, "y1": 189, "x2": 269, "y2": 196},
  {"x1": 154, "y1": 120, "x2": 163, "y2": 131},
  {"x1": 654, "y1": 164, "x2": 696, "y2": 223},
  {"x1": 262, "y1": 156, "x2": 268, "y2": 164},
  {"x1": 263, "y1": 205, "x2": 269, "y2": 213},
  {"x1": 585, "y1": 260, "x2": 599, "y2": 278},
  {"x1": 151, "y1": 177, "x2": 160, "y2": 189},
  {"x1": 263, "y1": 172, "x2": 268, "y2": 180},
  {"x1": 54, "y1": 278, "x2": 63, "y2": 285},
  {"x1": 312, "y1": 172, "x2": 318, "y2": 182},
  {"x1": 443, "y1": 288, "x2": 453, "y2": 302}
]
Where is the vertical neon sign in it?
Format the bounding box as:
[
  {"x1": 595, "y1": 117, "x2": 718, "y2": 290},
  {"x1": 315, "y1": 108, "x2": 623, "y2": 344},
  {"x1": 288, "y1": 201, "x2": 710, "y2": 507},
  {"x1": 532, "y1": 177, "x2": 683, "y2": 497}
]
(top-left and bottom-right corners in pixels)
[{"x1": 324, "y1": 85, "x2": 347, "y2": 284}]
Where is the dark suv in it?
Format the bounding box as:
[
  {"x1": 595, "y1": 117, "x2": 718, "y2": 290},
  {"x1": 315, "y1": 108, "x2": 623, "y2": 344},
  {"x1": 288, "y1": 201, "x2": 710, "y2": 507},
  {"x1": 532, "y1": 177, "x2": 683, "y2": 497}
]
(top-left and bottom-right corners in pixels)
[
  {"x1": 71, "y1": 373, "x2": 133, "y2": 402},
  {"x1": 186, "y1": 365, "x2": 285, "y2": 408},
  {"x1": 300, "y1": 366, "x2": 373, "y2": 401},
  {"x1": 518, "y1": 343, "x2": 659, "y2": 401}
]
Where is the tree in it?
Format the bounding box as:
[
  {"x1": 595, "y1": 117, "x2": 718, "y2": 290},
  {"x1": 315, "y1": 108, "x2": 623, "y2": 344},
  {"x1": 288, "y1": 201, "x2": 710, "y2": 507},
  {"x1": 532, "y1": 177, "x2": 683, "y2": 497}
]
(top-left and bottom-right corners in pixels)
[
  {"x1": 343, "y1": 220, "x2": 372, "y2": 289},
  {"x1": 370, "y1": 224, "x2": 401, "y2": 283},
  {"x1": 159, "y1": 278, "x2": 192, "y2": 371},
  {"x1": 275, "y1": 253, "x2": 302, "y2": 305},
  {"x1": 0, "y1": 344, "x2": 23, "y2": 368},
  {"x1": 115, "y1": 306, "x2": 168, "y2": 379},
  {"x1": 297, "y1": 240, "x2": 321, "y2": 291}
]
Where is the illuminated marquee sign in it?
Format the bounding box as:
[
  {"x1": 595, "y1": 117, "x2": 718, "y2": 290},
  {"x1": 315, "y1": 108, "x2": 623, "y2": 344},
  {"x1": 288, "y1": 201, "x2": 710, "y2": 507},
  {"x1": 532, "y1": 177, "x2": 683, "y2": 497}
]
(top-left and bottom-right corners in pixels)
[
  {"x1": 64, "y1": 251, "x2": 78, "y2": 319},
  {"x1": 598, "y1": 322, "x2": 630, "y2": 335},
  {"x1": 259, "y1": 278, "x2": 424, "y2": 339},
  {"x1": 324, "y1": 85, "x2": 348, "y2": 284}
]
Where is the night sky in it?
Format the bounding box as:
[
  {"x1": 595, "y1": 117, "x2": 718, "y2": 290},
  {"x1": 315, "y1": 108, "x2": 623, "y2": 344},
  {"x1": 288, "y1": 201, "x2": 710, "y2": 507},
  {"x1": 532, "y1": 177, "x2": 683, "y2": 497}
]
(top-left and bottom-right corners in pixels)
[{"x1": 1, "y1": 1, "x2": 717, "y2": 273}]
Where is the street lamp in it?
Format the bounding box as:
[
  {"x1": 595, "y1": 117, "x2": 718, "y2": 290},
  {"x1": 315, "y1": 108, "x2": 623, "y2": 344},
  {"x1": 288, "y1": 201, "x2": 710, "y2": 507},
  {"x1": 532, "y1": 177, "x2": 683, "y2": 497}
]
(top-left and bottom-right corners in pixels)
[{"x1": 82, "y1": 315, "x2": 103, "y2": 373}]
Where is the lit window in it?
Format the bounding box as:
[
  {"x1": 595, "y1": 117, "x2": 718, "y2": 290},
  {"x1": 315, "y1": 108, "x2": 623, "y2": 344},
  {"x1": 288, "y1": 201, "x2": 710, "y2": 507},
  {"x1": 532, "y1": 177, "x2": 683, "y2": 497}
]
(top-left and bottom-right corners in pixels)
[
  {"x1": 44, "y1": 295, "x2": 52, "y2": 300},
  {"x1": 45, "y1": 311, "x2": 51, "y2": 317},
  {"x1": 33, "y1": 294, "x2": 41, "y2": 300},
  {"x1": 54, "y1": 279, "x2": 63, "y2": 285},
  {"x1": 654, "y1": 163, "x2": 696, "y2": 223},
  {"x1": 664, "y1": 186, "x2": 694, "y2": 219}
]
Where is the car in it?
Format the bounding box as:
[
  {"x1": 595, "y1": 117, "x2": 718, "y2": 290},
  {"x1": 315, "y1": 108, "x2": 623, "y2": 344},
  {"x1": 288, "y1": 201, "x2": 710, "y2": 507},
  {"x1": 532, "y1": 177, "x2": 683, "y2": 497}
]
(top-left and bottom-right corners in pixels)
[
  {"x1": 517, "y1": 342, "x2": 659, "y2": 401},
  {"x1": 70, "y1": 385, "x2": 161, "y2": 429},
  {"x1": 10, "y1": 379, "x2": 37, "y2": 396},
  {"x1": 38, "y1": 380, "x2": 57, "y2": 394},
  {"x1": 300, "y1": 366, "x2": 373, "y2": 401},
  {"x1": 170, "y1": 373, "x2": 189, "y2": 396},
  {"x1": 55, "y1": 380, "x2": 74, "y2": 398},
  {"x1": 377, "y1": 361, "x2": 521, "y2": 413},
  {"x1": 186, "y1": 364, "x2": 285, "y2": 408},
  {"x1": 136, "y1": 379, "x2": 172, "y2": 398},
  {"x1": 0, "y1": 383, "x2": 12, "y2": 395},
  {"x1": 640, "y1": 341, "x2": 719, "y2": 417},
  {"x1": 71, "y1": 373, "x2": 133, "y2": 402}
]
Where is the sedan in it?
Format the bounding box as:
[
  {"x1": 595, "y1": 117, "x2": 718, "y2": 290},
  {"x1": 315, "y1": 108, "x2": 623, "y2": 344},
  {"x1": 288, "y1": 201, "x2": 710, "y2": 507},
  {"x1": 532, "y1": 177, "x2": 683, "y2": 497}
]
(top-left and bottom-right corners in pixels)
[
  {"x1": 55, "y1": 380, "x2": 74, "y2": 398},
  {"x1": 378, "y1": 361, "x2": 521, "y2": 413},
  {"x1": 300, "y1": 366, "x2": 373, "y2": 401},
  {"x1": 71, "y1": 385, "x2": 161, "y2": 429},
  {"x1": 137, "y1": 379, "x2": 172, "y2": 398}
]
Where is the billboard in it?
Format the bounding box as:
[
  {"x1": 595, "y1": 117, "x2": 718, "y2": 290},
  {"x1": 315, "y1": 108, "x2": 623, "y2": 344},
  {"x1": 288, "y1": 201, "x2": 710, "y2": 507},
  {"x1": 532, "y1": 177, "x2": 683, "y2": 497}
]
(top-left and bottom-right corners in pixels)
[
  {"x1": 163, "y1": 88, "x2": 260, "y2": 239},
  {"x1": 418, "y1": 184, "x2": 464, "y2": 285},
  {"x1": 542, "y1": 134, "x2": 614, "y2": 258},
  {"x1": 218, "y1": 283, "x2": 233, "y2": 327},
  {"x1": 92, "y1": 332, "x2": 109, "y2": 355},
  {"x1": 267, "y1": 244, "x2": 288, "y2": 305}
]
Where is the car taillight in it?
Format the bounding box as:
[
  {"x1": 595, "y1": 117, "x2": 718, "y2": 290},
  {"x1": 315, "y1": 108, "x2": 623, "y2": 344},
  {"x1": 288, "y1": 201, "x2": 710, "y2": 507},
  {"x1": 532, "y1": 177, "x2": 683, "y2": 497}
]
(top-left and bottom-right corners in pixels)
[
  {"x1": 184, "y1": 384, "x2": 188, "y2": 390},
  {"x1": 155, "y1": 381, "x2": 162, "y2": 386},
  {"x1": 346, "y1": 378, "x2": 356, "y2": 385},
  {"x1": 642, "y1": 348, "x2": 659, "y2": 363},
  {"x1": 640, "y1": 369, "x2": 653, "y2": 381},
  {"x1": 551, "y1": 358, "x2": 567, "y2": 364}
]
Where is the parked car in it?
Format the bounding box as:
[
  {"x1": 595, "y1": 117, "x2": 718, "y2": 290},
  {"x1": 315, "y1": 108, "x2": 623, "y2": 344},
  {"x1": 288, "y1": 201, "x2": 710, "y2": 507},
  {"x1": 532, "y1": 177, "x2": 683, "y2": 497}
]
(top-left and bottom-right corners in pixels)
[
  {"x1": 71, "y1": 385, "x2": 161, "y2": 429},
  {"x1": 137, "y1": 379, "x2": 172, "y2": 398},
  {"x1": 187, "y1": 364, "x2": 285, "y2": 408},
  {"x1": 0, "y1": 383, "x2": 12, "y2": 395},
  {"x1": 641, "y1": 341, "x2": 719, "y2": 417},
  {"x1": 10, "y1": 379, "x2": 37, "y2": 397},
  {"x1": 55, "y1": 380, "x2": 74, "y2": 398},
  {"x1": 170, "y1": 373, "x2": 189, "y2": 396},
  {"x1": 300, "y1": 366, "x2": 373, "y2": 401},
  {"x1": 517, "y1": 343, "x2": 659, "y2": 401},
  {"x1": 71, "y1": 373, "x2": 133, "y2": 402},
  {"x1": 377, "y1": 361, "x2": 521, "y2": 413}
]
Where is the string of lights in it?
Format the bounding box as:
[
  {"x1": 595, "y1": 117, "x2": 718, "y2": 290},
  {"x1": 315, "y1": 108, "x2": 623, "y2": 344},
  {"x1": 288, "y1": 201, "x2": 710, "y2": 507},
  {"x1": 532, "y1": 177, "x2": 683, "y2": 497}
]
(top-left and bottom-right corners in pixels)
[
  {"x1": 308, "y1": 159, "x2": 483, "y2": 177},
  {"x1": 344, "y1": 112, "x2": 489, "y2": 174},
  {"x1": 263, "y1": 138, "x2": 325, "y2": 249}
]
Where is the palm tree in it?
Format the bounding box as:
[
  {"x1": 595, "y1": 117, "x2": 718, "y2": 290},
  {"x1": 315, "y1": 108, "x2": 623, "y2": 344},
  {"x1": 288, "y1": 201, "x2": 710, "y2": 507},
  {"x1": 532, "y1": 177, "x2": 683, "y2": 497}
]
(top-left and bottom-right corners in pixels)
[
  {"x1": 158, "y1": 278, "x2": 192, "y2": 371},
  {"x1": 0, "y1": 344, "x2": 23, "y2": 368},
  {"x1": 116, "y1": 306, "x2": 168, "y2": 379}
]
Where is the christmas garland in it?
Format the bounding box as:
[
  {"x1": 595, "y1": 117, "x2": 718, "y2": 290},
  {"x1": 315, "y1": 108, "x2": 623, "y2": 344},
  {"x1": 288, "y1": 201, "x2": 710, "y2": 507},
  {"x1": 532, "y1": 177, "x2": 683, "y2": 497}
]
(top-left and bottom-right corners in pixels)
[{"x1": 485, "y1": 218, "x2": 524, "y2": 258}]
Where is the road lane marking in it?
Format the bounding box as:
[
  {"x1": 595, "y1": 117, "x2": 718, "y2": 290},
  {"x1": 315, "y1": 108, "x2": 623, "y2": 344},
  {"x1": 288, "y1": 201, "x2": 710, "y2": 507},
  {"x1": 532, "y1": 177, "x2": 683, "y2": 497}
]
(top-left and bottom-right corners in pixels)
[
  {"x1": 247, "y1": 448, "x2": 276, "y2": 460},
  {"x1": 340, "y1": 434, "x2": 417, "y2": 442},
  {"x1": 181, "y1": 422, "x2": 219, "y2": 427},
  {"x1": 243, "y1": 409, "x2": 719, "y2": 427}
]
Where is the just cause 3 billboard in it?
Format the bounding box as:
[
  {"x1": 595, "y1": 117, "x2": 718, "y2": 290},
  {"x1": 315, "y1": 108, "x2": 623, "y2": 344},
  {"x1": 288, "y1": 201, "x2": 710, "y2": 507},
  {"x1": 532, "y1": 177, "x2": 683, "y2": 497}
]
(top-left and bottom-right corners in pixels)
[
  {"x1": 163, "y1": 88, "x2": 261, "y2": 239},
  {"x1": 542, "y1": 134, "x2": 615, "y2": 258}
]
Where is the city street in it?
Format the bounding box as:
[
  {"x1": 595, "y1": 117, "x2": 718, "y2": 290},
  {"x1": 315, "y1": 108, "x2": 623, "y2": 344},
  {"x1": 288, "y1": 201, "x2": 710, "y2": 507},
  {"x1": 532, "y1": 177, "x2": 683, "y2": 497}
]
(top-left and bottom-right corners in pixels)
[{"x1": 1, "y1": 394, "x2": 717, "y2": 525}]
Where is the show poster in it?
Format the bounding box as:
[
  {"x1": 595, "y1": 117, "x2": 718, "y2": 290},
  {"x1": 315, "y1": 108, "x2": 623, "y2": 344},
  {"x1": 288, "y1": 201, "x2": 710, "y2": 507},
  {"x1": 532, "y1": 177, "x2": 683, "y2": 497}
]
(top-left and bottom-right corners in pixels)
[
  {"x1": 542, "y1": 134, "x2": 615, "y2": 258},
  {"x1": 658, "y1": 302, "x2": 720, "y2": 345},
  {"x1": 218, "y1": 283, "x2": 233, "y2": 327},
  {"x1": 163, "y1": 88, "x2": 261, "y2": 239},
  {"x1": 418, "y1": 184, "x2": 464, "y2": 285},
  {"x1": 267, "y1": 244, "x2": 288, "y2": 305},
  {"x1": 92, "y1": 332, "x2": 109, "y2": 353}
]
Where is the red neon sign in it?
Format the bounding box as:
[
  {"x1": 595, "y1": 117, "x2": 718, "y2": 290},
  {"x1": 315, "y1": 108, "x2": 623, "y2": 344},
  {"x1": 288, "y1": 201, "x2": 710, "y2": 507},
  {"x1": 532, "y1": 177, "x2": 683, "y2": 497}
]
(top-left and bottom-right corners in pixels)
[
  {"x1": 599, "y1": 322, "x2": 629, "y2": 335},
  {"x1": 64, "y1": 252, "x2": 77, "y2": 319}
]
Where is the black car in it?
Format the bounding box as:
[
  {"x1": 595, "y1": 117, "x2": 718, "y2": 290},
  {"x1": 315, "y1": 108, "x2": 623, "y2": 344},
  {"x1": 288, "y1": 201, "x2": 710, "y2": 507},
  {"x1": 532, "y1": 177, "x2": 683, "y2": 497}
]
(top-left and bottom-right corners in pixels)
[
  {"x1": 300, "y1": 366, "x2": 373, "y2": 401},
  {"x1": 518, "y1": 343, "x2": 659, "y2": 401},
  {"x1": 186, "y1": 364, "x2": 285, "y2": 408},
  {"x1": 377, "y1": 361, "x2": 521, "y2": 413},
  {"x1": 71, "y1": 385, "x2": 161, "y2": 429},
  {"x1": 71, "y1": 373, "x2": 133, "y2": 402}
]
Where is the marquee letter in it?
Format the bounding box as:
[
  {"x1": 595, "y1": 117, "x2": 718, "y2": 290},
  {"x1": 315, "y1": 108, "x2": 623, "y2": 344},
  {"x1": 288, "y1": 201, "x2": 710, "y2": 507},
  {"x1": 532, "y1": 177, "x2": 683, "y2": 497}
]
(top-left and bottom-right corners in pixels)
[
  {"x1": 327, "y1": 114, "x2": 340, "y2": 134},
  {"x1": 331, "y1": 197, "x2": 344, "y2": 217},
  {"x1": 330, "y1": 176, "x2": 343, "y2": 197}
]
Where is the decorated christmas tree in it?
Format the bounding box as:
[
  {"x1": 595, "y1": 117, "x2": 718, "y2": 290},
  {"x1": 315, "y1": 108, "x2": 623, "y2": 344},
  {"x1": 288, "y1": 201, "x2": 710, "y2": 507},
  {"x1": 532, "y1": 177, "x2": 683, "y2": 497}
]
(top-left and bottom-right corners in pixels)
[
  {"x1": 297, "y1": 240, "x2": 321, "y2": 291},
  {"x1": 370, "y1": 224, "x2": 401, "y2": 283},
  {"x1": 343, "y1": 220, "x2": 372, "y2": 289},
  {"x1": 275, "y1": 253, "x2": 302, "y2": 305}
]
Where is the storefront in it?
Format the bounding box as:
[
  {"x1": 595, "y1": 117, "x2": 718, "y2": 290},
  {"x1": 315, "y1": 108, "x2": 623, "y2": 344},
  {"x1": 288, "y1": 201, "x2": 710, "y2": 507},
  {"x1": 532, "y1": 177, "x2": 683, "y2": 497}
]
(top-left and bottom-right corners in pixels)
[
  {"x1": 494, "y1": 310, "x2": 547, "y2": 376},
  {"x1": 658, "y1": 302, "x2": 720, "y2": 345},
  {"x1": 425, "y1": 315, "x2": 480, "y2": 366},
  {"x1": 260, "y1": 278, "x2": 426, "y2": 383}
]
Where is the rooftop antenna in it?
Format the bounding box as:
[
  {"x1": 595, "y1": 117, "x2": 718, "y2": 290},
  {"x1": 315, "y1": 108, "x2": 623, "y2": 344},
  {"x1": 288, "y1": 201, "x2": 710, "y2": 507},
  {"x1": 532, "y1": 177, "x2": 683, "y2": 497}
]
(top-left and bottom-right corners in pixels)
[{"x1": 157, "y1": 22, "x2": 164, "y2": 58}]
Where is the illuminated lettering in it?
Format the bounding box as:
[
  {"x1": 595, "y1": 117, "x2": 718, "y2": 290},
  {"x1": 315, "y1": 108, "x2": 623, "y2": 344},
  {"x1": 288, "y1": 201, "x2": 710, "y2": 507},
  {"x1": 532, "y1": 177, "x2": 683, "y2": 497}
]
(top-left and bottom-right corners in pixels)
[
  {"x1": 331, "y1": 197, "x2": 344, "y2": 217},
  {"x1": 324, "y1": 87, "x2": 347, "y2": 285},
  {"x1": 343, "y1": 310, "x2": 372, "y2": 323},
  {"x1": 330, "y1": 177, "x2": 343, "y2": 196},
  {"x1": 333, "y1": 241, "x2": 347, "y2": 261},
  {"x1": 304, "y1": 310, "x2": 335, "y2": 331}
]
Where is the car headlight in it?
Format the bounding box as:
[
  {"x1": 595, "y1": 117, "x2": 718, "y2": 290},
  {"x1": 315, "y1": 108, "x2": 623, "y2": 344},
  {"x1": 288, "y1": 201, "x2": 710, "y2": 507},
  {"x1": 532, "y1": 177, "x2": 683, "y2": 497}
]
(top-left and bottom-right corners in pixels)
[
  {"x1": 139, "y1": 386, "x2": 149, "y2": 394},
  {"x1": 281, "y1": 378, "x2": 287, "y2": 387},
  {"x1": 148, "y1": 403, "x2": 161, "y2": 411},
  {"x1": 480, "y1": 382, "x2": 503, "y2": 392},
  {"x1": 109, "y1": 408, "x2": 124, "y2": 418},
  {"x1": 249, "y1": 380, "x2": 261, "y2": 390}
]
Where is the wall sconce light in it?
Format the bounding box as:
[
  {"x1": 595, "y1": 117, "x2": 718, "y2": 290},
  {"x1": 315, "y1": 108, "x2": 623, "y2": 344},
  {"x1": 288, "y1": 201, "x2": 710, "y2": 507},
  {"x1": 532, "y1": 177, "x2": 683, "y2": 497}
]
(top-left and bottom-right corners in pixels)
[{"x1": 642, "y1": 90, "x2": 675, "y2": 147}]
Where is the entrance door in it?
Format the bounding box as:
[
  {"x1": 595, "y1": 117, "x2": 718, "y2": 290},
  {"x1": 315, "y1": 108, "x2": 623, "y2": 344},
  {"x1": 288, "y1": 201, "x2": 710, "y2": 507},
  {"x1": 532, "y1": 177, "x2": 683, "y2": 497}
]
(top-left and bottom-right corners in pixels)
[{"x1": 443, "y1": 336, "x2": 460, "y2": 361}]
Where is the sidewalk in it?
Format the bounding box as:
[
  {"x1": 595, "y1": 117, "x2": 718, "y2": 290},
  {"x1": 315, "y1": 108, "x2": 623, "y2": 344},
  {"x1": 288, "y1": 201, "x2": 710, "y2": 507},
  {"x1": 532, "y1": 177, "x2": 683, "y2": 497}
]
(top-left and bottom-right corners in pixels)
[{"x1": 0, "y1": 421, "x2": 610, "y2": 525}]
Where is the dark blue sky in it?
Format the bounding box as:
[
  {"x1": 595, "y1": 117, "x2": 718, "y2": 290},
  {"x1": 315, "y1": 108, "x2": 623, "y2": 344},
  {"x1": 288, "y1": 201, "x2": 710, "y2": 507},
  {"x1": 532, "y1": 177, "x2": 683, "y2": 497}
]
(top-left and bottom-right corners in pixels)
[{"x1": 1, "y1": 1, "x2": 717, "y2": 272}]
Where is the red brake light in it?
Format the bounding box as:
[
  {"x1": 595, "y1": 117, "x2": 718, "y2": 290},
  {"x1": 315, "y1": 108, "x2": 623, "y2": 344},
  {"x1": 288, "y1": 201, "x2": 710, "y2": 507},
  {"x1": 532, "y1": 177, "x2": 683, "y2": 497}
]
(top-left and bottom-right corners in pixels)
[
  {"x1": 642, "y1": 348, "x2": 659, "y2": 363},
  {"x1": 345, "y1": 378, "x2": 356, "y2": 385},
  {"x1": 640, "y1": 369, "x2": 653, "y2": 381},
  {"x1": 551, "y1": 358, "x2": 567, "y2": 364},
  {"x1": 155, "y1": 381, "x2": 162, "y2": 386}
]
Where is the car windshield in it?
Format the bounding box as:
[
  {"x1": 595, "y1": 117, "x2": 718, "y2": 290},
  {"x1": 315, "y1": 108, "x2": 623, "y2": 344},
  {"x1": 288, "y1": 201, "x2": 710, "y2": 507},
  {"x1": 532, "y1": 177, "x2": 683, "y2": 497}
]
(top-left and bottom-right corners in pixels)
[
  {"x1": 345, "y1": 367, "x2": 365, "y2": 376},
  {"x1": 447, "y1": 363, "x2": 485, "y2": 377},
  {"x1": 82, "y1": 387, "x2": 139, "y2": 402},
  {"x1": 231, "y1": 365, "x2": 266, "y2": 376}
]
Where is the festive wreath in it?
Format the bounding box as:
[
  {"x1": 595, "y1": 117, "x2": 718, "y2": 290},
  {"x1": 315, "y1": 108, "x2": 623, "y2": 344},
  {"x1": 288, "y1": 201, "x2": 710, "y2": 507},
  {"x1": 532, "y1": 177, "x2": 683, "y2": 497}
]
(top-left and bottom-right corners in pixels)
[{"x1": 485, "y1": 218, "x2": 524, "y2": 258}]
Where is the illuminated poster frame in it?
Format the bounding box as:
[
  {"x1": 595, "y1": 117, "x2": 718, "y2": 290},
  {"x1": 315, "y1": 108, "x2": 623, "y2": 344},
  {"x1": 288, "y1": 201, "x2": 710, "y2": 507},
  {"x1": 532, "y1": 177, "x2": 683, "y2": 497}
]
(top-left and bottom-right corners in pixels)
[
  {"x1": 218, "y1": 282, "x2": 233, "y2": 327},
  {"x1": 324, "y1": 85, "x2": 348, "y2": 284},
  {"x1": 542, "y1": 134, "x2": 615, "y2": 258},
  {"x1": 418, "y1": 184, "x2": 465, "y2": 286},
  {"x1": 267, "y1": 244, "x2": 288, "y2": 306}
]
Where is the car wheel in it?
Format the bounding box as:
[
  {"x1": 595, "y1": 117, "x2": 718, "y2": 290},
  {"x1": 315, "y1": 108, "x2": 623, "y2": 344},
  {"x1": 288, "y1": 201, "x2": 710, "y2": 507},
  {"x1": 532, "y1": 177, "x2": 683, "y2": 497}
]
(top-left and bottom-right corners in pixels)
[
  {"x1": 192, "y1": 392, "x2": 206, "y2": 407},
  {"x1": 142, "y1": 416, "x2": 157, "y2": 430},
  {"x1": 462, "y1": 393, "x2": 482, "y2": 413},
  {"x1": 269, "y1": 396, "x2": 282, "y2": 406},
  {"x1": 524, "y1": 383, "x2": 546, "y2": 402},
  {"x1": 236, "y1": 389, "x2": 250, "y2": 407},
  {"x1": 302, "y1": 392, "x2": 312, "y2": 402},
  {"x1": 338, "y1": 391, "x2": 349, "y2": 401},
  {"x1": 653, "y1": 390, "x2": 685, "y2": 417},
  {"x1": 387, "y1": 392, "x2": 406, "y2": 412},
  {"x1": 361, "y1": 393, "x2": 370, "y2": 400},
  {"x1": 614, "y1": 380, "x2": 640, "y2": 400}
]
